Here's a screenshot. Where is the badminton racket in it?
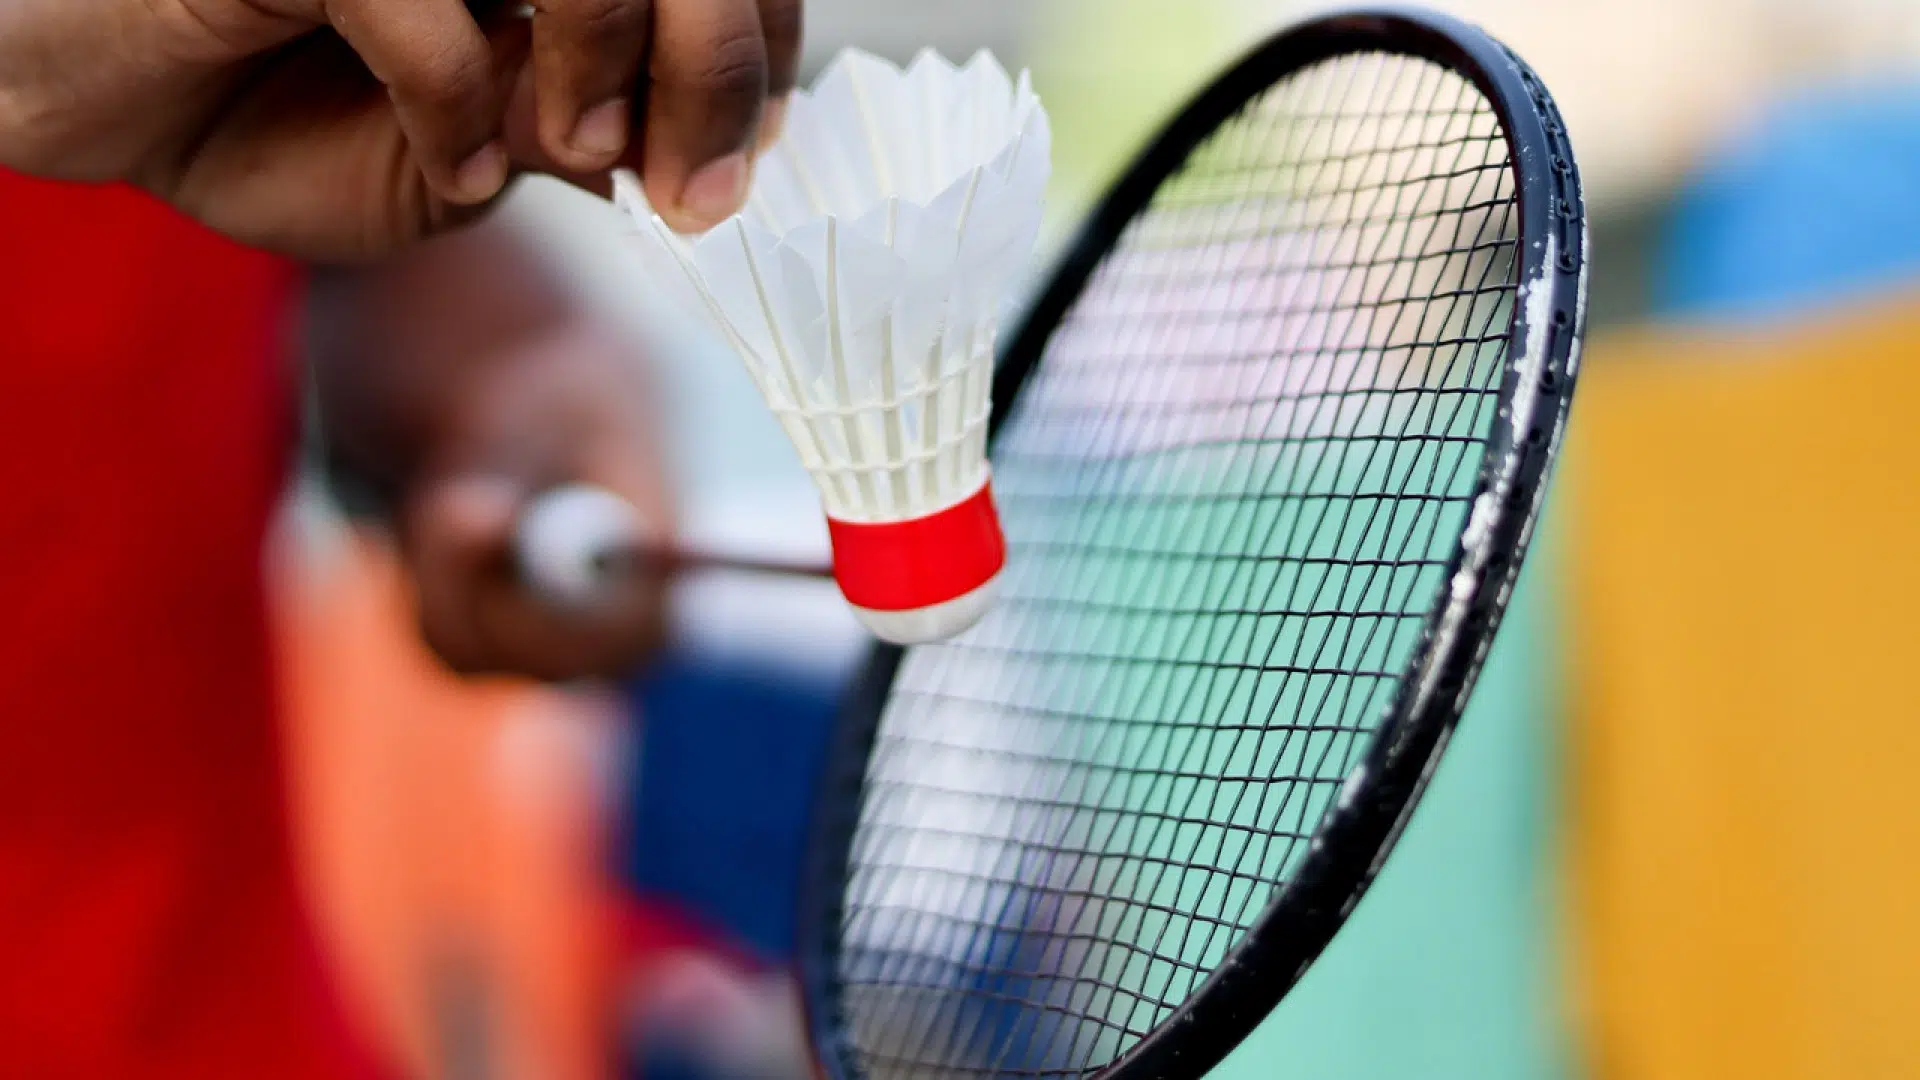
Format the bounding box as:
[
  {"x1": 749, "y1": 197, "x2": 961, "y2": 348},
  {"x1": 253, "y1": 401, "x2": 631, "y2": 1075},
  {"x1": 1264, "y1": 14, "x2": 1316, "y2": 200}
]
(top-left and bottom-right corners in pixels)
[{"x1": 795, "y1": 9, "x2": 1588, "y2": 1080}]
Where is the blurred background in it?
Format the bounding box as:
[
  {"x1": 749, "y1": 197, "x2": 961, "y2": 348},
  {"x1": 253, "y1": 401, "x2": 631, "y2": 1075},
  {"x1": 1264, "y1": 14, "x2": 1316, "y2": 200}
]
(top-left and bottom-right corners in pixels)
[{"x1": 275, "y1": 1, "x2": 1920, "y2": 1077}]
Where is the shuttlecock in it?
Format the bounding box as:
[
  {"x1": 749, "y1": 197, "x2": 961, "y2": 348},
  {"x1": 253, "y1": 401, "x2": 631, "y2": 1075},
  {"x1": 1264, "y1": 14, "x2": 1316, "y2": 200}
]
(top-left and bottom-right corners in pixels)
[
  {"x1": 613, "y1": 47, "x2": 1051, "y2": 645},
  {"x1": 515, "y1": 484, "x2": 646, "y2": 608}
]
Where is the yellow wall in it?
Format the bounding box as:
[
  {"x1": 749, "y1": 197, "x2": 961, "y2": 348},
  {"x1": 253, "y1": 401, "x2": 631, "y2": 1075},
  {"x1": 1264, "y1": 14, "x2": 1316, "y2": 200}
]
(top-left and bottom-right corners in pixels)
[{"x1": 1567, "y1": 296, "x2": 1920, "y2": 1079}]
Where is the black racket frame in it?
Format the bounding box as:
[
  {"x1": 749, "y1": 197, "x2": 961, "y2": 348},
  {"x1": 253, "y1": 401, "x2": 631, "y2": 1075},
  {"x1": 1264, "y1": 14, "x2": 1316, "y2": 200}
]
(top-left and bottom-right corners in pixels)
[{"x1": 796, "y1": 8, "x2": 1588, "y2": 1080}]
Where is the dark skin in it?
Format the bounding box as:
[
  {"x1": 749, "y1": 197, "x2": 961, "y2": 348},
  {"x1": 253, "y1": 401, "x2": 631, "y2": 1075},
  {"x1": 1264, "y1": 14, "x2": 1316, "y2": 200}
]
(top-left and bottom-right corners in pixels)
[
  {"x1": 0, "y1": 0, "x2": 800, "y2": 676},
  {"x1": 0, "y1": 0, "x2": 802, "y2": 261},
  {"x1": 309, "y1": 217, "x2": 673, "y2": 681},
  {"x1": 0, "y1": 0, "x2": 789, "y2": 676}
]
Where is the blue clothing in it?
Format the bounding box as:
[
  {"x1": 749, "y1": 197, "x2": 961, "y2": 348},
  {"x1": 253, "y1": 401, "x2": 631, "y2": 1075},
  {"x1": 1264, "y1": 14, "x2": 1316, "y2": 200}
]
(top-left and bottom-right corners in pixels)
[{"x1": 621, "y1": 654, "x2": 845, "y2": 963}]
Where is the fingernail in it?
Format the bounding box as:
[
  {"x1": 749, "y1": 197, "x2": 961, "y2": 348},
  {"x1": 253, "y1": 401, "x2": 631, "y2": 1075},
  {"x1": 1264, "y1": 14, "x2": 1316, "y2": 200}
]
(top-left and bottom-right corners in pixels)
[
  {"x1": 438, "y1": 475, "x2": 523, "y2": 531},
  {"x1": 757, "y1": 97, "x2": 790, "y2": 152},
  {"x1": 571, "y1": 99, "x2": 629, "y2": 161},
  {"x1": 453, "y1": 142, "x2": 509, "y2": 204},
  {"x1": 678, "y1": 152, "x2": 750, "y2": 230}
]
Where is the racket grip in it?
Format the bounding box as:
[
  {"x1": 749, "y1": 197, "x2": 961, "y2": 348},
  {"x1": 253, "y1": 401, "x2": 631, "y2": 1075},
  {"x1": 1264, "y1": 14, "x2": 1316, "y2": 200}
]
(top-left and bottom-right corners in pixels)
[{"x1": 514, "y1": 484, "x2": 647, "y2": 608}]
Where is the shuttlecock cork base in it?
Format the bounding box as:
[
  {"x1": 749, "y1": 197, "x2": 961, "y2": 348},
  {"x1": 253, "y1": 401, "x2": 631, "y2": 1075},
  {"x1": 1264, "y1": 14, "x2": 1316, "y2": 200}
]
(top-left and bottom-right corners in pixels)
[
  {"x1": 826, "y1": 475, "x2": 1005, "y2": 644},
  {"x1": 614, "y1": 45, "x2": 1051, "y2": 645}
]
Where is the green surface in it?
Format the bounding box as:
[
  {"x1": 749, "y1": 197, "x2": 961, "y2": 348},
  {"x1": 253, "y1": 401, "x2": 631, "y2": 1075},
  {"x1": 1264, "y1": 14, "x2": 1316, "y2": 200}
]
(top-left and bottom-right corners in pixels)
[{"x1": 1027, "y1": 0, "x2": 1253, "y2": 244}]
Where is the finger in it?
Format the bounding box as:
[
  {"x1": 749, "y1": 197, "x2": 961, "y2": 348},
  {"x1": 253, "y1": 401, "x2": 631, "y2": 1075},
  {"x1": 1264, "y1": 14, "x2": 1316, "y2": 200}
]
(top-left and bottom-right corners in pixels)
[
  {"x1": 407, "y1": 475, "x2": 667, "y2": 681},
  {"x1": 402, "y1": 474, "x2": 525, "y2": 675},
  {"x1": 500, "y1": 50, "x2": 618, "y2": 197},
  {"x1": 483, "y1": 463, "x2": 671, "y2": 680},
  {"x1": 756, "y1": 0, "x2": 802, "y2": 150},
  {"x1": 527, "y1": 0, "x2": 653, "y2": 173},
  {"x1": 487, "y1": 470, "x2": 671, "y2": 679},
  {"x1": 327, "y1": 0, "x2": 510, "y2": 205},
  {"x1": 642, "y1": 0, "x2": 768, "y2": 232},
  {"x1": 470, "y1": 566, "x2": 667, "y2": 682}
]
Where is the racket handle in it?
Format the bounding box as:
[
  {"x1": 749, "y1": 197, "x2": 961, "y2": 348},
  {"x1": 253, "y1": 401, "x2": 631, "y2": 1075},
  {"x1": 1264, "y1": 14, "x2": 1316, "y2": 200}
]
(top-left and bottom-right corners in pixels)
[{"x1": 515, "y1": 484, "x2": 835, "y2": 607}]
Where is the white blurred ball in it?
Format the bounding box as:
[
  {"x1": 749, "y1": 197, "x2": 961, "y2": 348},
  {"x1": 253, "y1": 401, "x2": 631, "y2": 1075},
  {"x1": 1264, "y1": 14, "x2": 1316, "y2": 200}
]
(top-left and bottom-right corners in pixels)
[{"x1": 515, "y1": 484, "x2": 645, "y2": 607}]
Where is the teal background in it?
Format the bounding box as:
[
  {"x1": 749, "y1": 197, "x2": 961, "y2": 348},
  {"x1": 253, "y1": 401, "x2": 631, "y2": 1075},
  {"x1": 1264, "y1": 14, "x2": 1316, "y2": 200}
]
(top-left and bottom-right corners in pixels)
[{"x1": 1209, "y1": 517, "x2": 1566, "y2": 1080}]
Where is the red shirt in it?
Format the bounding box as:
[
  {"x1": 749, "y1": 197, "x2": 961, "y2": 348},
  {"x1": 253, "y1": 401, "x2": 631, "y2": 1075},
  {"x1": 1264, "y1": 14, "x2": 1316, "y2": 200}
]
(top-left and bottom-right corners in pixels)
[{"x1": 0, "y1": 173, "x2": 383, "y2": 1078}]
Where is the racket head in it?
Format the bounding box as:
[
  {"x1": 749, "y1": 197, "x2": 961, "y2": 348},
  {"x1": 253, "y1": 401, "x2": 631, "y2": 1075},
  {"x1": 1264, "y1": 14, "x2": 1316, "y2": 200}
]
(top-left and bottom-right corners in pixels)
[{"x1": 798, "y1": 9, "x2": 1587, "y2": 1080}]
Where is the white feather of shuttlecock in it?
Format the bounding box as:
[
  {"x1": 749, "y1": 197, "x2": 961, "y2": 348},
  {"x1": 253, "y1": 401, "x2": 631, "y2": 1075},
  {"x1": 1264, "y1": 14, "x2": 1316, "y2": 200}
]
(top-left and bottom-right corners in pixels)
[{"x1": 613, "y1": 47, "x2": 1051, "y2": 525}]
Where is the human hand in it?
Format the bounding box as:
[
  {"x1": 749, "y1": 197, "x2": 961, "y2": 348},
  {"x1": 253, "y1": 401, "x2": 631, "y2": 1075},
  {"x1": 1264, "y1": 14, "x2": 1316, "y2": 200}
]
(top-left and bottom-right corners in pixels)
[
  {"x1": 393, "y1": 321, "x2": 675, "y2": 681},
  {"x1": 0, "y1": 0, "x2": 800, "y2": 261},
  {"x1": 309, "y1": 218, "x2": 676, "y2": 681}
]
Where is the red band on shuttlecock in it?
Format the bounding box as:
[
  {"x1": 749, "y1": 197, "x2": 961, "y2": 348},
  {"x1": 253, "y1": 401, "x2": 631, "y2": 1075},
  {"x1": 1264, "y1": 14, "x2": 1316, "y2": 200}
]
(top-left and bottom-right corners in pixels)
[{"x1": 827, "y1": 481, "x2": 1006, "y2": 612}]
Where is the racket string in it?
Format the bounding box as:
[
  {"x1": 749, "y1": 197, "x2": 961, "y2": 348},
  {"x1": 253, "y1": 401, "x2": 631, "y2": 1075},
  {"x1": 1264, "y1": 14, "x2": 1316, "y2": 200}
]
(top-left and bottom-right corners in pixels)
[{"x1": 829, "y1": 48, "x2": 1523, "y2": 1079}]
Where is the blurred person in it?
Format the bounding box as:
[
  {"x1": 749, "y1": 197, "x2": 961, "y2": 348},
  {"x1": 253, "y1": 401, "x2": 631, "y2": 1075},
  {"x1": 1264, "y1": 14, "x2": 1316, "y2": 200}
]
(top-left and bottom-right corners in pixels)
[
  {"x1": 297, "y1": 205, "x2": 817, "y2": 1080},
  {"x1": 0, "y1": 0, "x2": 803, "y2": 1075},
  {"x1": 0, "y1": 172, "x2": 669, "y2": 1080},
  {"x1": 298, "y1": 213, "x2": 673, "y2": 1080},
  {"x1": 305, "y1": 212, "x2": 678, "y2": 681}
]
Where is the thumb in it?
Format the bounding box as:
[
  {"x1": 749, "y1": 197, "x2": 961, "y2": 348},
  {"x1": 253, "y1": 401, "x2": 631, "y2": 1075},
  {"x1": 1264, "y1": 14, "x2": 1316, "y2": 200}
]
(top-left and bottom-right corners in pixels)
[
  {"x1": 407, "y1": 472, "x2": 525, "y2": 568},
  {"x1": 401, "y1": 471, "x2": 528, "y2": 672}
]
